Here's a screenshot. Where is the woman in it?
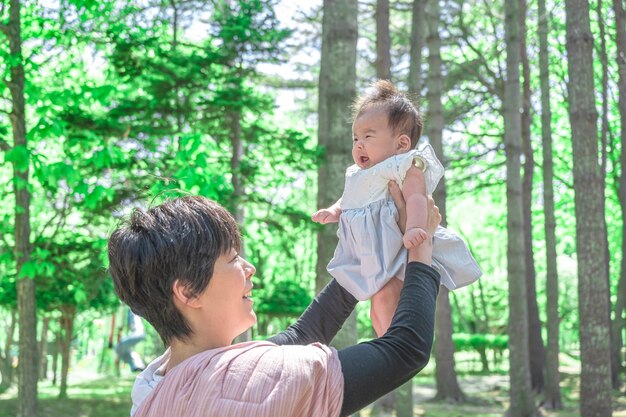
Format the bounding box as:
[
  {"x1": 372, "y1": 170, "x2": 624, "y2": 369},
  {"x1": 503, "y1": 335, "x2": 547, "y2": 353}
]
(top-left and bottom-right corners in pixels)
[{"x1": 107, "y1": 183, "x2": 441, "y2": 417}]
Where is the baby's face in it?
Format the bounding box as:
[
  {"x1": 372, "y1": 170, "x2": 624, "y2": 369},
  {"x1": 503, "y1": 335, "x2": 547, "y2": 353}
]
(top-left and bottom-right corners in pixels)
[{"x1": 352, "y1": 108, "x2": 403, "y2": 169}]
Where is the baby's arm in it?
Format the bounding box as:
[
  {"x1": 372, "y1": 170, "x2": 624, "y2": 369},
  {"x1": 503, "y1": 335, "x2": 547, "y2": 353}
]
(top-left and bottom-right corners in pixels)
[
  {"x1": 312, "y1": 198, "x2": 342, "y2": 224},
  {"x1": 402, "y1": 165, "x2": 428, "y2": 249}
]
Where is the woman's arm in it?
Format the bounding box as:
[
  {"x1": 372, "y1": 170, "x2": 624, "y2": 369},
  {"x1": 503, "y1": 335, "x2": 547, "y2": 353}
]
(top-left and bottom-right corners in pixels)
[
  {"x1": 267, "y1": 279, "x2": 358, "y2": 346},
  {"x1": 338, "y1": 261, "x2": 439, "y2": 416}
]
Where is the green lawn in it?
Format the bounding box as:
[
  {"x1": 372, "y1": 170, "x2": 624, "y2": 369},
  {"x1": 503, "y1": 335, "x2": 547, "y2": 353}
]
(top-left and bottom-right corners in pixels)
[
  {"x1": 1, "y1": 370, "x2": 626, "y2": 417},
  {"x1": 0, "y1": 375, "x2": 134, "y2": 417}
]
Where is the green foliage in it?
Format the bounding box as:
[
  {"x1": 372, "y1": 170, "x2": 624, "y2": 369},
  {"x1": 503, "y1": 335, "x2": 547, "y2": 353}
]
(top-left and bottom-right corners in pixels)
[
  {"x1": 256, "y1": 280, "x2": 312, "y2": 316},
  {"x1": 452, "y1": 333, "x2": 508, "y2": 352}
]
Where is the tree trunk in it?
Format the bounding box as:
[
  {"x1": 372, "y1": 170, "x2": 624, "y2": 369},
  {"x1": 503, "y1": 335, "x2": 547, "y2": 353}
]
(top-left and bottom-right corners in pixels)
[
  {"x1": 398, "y1": 3, "x2": 427, "y2": 412},
  {"x1": 408, "y1": 0, "x2": 426, "y2": 95},
  {"x1": 58, "y1": 305, "x2": 76, "y2": 399},
  {"x1": 317, "y1": 0, "x2": 358, "y2": 353},
  {"x1": 503, "y1": 0, "x2": 535, "y2": 414},
  {"x1": 470, "y1": 290, "x2": 490, "y2": 372},
  {"x1": 475, "y1": 277, "x2": 492, "y2": 369},
  {"x1": 538, "y1": 0, "x2": 562, "y2": 408},
  {"x1": 39, "y1": 316, "x2": 49, "y2": 380},
  {"x1": 434, "y1": 288, "x2": 465, "y2": 401},
  {"x1": 612, "y1": 267, "x2": 626, "y2": 388},
  {"x1": 52, "y1": 331, "x2": 60, "y2": 386},
  {"x1": 565, "y1": 0, "x2": 613, "y2": 416},
  {"x1": 613, "y1": 0, "x2": 626, "y2": 392},
  {"x1": 395, "y1": 380, "x2": 413, "y2": 417},
  {"x1": 596, "y1": 0, "x2": 615, "y2": 390},
  {"x1": 596, "y1": 0, "x2": 608, "y2": 185},
  {"x1": 370, "y1": 392, "x2": 394, "y2": 416},
  {"x1": 519, "y1": 0, "x2": 545, "y2": 393},
  {"x1": 427, "y1": 0, "x2": 464, "y2": 402},
  {"x1": 375, "y1": 0, "x2": 391, "y2": 80},
  {"x1": 0, "y1": 310, "x2": 16, "y2": 393},
  {"x1": 2, "y1": 1, "x2": 38, "y2": 415}
]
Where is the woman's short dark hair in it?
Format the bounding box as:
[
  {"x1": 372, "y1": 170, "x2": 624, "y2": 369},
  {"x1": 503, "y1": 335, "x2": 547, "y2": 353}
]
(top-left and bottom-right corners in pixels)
[{"x1": 108, "y1": 196, "x2": 241, "y2": 344}]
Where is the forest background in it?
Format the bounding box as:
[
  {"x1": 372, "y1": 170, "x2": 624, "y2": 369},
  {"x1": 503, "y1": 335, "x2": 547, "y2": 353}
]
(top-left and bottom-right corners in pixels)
[{"x1": 0, "y1": 0, "x2": 624, "y2": 416}]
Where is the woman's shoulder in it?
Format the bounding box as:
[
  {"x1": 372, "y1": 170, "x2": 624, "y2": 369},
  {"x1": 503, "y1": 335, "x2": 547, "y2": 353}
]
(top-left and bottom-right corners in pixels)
[{"x1": 134, "y1": 342, "x2": 343, "y2": 417}]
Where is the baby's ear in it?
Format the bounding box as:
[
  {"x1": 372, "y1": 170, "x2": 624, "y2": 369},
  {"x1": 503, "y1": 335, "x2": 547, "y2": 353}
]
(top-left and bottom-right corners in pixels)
[{"x1": 397, "y1": 134, "x2": 412, "y2": 152}]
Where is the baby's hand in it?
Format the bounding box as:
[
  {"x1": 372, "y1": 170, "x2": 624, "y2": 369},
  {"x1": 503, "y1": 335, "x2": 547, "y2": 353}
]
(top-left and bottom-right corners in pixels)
[
  {"x1": 312, "y1": 207, "x2": 341, "y2": 224},
  {"x1": 403, "y1": 227, "x2": 428, "y2": 249}
]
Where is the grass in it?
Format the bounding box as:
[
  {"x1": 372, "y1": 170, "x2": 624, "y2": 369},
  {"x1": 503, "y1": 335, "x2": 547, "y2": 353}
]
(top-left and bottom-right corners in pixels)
[
  {"x1": 0, "y1": 375, "x2": 134, "y2": 417},
  {"x1": 359, "y1": 371, "x2": 626, "y2": 417},
  {"x1": 1, "y1": 367, "x2": 626, "y2": 417}
]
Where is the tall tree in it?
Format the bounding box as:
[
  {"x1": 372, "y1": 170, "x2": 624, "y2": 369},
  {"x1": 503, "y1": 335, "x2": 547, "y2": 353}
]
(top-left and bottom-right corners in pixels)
[
  {"x1": 503, "y1": 0, "x2": 535, "y2": 414},
  {"x1": 0, "y1": 310, "x2": 16, "y2": 392},
  {"x1": 375, "y1": 0, "x2": 391, "y2": 80},
  {"x1": 428, "y1": 0, "x2": 464, "y2": 402},
  {"x1": 317, "y1": 0, "x2": 358, "y2": 351},
  {"x1": 565, "y1": 0, "x2": 612, "y2": 415},
  {"x1": 0, "y1": 1, "x2": 38, "y2": 416},
  {"x1": 613, "y1": 0, "x2": 626, "y2": 392},
  {"x1": 38, "y1": 316, "x2": 49, "y2": 380},
  {"x1": 398, "y1": 2, "x2": 427, "y2": 413},
  {"x1": 595, "y1": 0, "x2": 615, "y2": 388},
  {"x1": 538, "y1": 0, "x2": 562, "y2": 408},
  {"x1": 519, "y1": 0, "x2": 545, "y2": 393},
  {"x1": 408, "y1": 0, "x2": 426, "y2": 95}
]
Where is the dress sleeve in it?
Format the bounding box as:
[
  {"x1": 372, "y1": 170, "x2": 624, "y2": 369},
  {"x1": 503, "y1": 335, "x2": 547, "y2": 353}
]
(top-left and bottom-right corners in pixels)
[
  {"x1": 337, "y1": 262, "x2": 440, "y2": 416},
  {"x1": 399, "y1": 145, "x2": 445, "y2": 195},
  {"x1": 267, "y1": 279, "x2": 358, "y2": 346}
]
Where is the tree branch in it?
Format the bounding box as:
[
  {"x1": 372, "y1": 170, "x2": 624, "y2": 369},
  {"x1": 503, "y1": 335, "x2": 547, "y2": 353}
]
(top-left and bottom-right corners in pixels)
[
  {"x1": 0, "y1": 137, "x2": 10, "y2": 152},
  {"x1": 39, "y1": 192, "x2": 71, "y2": 247}
]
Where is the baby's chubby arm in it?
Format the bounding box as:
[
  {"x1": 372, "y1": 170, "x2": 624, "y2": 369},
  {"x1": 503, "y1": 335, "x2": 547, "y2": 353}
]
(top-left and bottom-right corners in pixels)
[
  {"x1": 312, "y1": 199, "x2": 342, "y2": 224},
  {"x1": 402, "y1": 165, "x2": 429, "y2": 249}
]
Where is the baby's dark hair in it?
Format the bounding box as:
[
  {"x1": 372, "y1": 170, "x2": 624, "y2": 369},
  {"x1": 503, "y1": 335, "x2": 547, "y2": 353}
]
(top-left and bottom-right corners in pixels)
[{"x1": 352, "y1": 80, "x2": 423, "y2": 148}]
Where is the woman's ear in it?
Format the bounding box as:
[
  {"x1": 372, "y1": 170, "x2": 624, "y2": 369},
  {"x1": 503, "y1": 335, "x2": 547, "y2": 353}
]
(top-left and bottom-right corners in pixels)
[
  {"x1": 172, "y1": 279, "x2": 201, "y2": 308},
  {"x1": 397, "y1": 134, "x2": 412, "y2": 152}
]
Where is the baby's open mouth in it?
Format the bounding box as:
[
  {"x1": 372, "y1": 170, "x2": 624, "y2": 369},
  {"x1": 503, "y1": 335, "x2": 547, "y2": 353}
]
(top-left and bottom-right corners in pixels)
[{"x1": 360, "y1": 156, "x2": 369, "y2": 164}]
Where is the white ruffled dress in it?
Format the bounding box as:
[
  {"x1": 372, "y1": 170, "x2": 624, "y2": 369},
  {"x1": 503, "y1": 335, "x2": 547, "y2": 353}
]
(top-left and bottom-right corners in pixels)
[{"x1": 327, "y1": 144, "x2": 482, "y2": 301}]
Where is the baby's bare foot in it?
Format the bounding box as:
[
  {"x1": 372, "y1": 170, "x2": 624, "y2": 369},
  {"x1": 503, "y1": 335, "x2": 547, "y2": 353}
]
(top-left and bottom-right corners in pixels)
[{"x1": 403, "y1": 227, "x2": 428, "y2": 249}]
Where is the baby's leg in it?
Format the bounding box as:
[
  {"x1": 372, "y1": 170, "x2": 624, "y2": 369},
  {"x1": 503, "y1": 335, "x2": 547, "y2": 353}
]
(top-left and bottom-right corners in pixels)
[
  {"x1": 370, "y1": 277, "x2": 403, "y2": 337},
  {"x1": 402, "y1": 165, "x2": 429, "y2": 249}
]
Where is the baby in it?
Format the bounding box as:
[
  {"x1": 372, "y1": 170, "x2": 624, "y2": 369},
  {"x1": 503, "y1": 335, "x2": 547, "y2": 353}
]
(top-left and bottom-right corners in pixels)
[{"x1": 313, "y1": 80, "x2": 481, "y2": 336}]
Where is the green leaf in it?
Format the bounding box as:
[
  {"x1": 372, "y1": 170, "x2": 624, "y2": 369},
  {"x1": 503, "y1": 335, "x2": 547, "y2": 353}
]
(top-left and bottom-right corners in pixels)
[
  {"x1": 18, "y1": 261, "x2": 37, "y2": 279},
  {"x1": 5, "y1": 145, "x2": 29, "y2": 171}
]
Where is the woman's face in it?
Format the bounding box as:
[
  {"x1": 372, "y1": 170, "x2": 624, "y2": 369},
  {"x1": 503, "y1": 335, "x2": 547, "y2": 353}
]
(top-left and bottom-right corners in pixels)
[{"x1": 197, "y1": 248, "x2": 257, "y2": 343}]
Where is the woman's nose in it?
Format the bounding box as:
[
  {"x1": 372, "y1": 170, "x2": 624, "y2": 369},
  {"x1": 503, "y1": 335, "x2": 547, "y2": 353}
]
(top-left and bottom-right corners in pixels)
[{"x1": 244, "y1": 258, "x2": 256, "y2": 278}]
